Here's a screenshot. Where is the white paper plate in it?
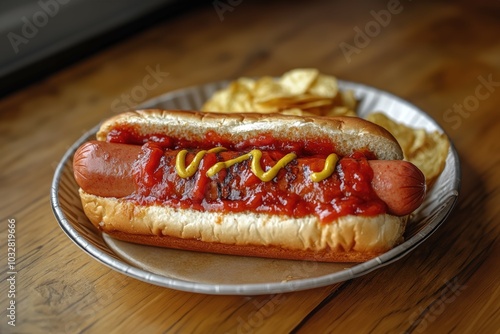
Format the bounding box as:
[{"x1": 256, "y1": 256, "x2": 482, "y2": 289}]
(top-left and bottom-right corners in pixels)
[{"x1": 51, "y1": 80, "x2": 460, "y2": 295}]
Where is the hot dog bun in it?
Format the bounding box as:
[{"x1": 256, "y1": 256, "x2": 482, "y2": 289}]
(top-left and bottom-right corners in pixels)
[
  {"x1": 97, "y1": 109, "x2": 403, "y2": 160},
  {"x1": 75, "y1": 109, "x2": 416, "y2": 262}
]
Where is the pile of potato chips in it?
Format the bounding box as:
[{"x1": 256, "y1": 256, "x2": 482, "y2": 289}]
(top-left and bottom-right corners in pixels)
[
  {"x1": 202, "y1": 68, "x2": 450, "y2": 190},
  {"x1": 202, "y1": 68, "x2": 357, "y2": 117}
]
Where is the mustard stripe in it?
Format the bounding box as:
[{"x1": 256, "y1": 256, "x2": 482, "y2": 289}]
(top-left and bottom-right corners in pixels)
[
  {"x1": 176, "y1": 147, "x2": 227, "y2": 178},
  {"x1": 175, "y1": 147, "x2": 337, "y2": 182},
  {"x1": 310, "y1": 153, "x2": 338, "y2": 182},
  {"x1": 249, "y1": 150, "x2": 297, "y2": 182}
]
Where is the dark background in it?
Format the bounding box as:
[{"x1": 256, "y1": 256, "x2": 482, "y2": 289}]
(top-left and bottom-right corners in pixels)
[{"x1": 0, "y1": 0, "x2": 207, "y2": 96}]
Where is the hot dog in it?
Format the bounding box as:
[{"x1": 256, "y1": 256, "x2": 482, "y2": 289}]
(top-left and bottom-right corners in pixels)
[
  {"x1": 74, "y1": 141, "x2": 424, "y2": 216},
  {"x1": 73, "y1": 109, "x2": 426, "y2": 262}
]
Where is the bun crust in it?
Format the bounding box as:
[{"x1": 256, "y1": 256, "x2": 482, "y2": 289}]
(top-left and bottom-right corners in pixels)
[
  {"x1": 79, "y1": 189, "x2": 407, "y2": 262},
  {"x1": 97, "y1": 109, "x2": 403, "y2": 160}
]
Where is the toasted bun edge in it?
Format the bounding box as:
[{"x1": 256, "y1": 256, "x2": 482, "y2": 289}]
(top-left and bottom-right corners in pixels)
[{"x1": 97, "y1": 109, "x2": 404, "y2": 160}]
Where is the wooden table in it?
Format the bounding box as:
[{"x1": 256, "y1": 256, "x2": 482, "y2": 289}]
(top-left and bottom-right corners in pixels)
[{"x1": 1, "y1": 1, "x2": 499, "y2": 332}]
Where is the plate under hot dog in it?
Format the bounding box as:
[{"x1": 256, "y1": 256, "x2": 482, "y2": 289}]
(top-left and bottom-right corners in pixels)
[{"x1": 51, "y1": 80, "x2": 460, "y2": 295}]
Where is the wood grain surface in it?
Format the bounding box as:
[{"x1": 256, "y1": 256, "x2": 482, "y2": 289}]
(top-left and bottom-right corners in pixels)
[{"x1": 1, "y1": 0, "x2": 499, "y2": 333}]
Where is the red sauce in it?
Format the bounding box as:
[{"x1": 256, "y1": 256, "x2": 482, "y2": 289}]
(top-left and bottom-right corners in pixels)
[
  {"x1": 125, "y1": 139, "x2": 387, "y2": 224},
  {"x1": 107, "y1": 127, "x2": 337, "y2": 156}
]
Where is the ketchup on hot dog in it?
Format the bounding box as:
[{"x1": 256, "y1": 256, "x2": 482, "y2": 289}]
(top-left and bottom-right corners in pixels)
[{"x1": 73, "y1": 140, "x2": 426, "y2": 223}]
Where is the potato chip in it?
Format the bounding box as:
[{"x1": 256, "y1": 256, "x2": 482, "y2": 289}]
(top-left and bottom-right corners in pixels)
[
  {"x1": 279, "y1": 68, "x2": 319, "y2": 95},
  {"x1": 366, "y1": 112, "x2": 450, "y2": 189},
  {"x1": 339, "y1": 90, "x2": 357, "y2": 110},
  {"x1": 254, "y1": 95, "x2": 306, "y2": 107},
  {"x1": 408, "y1": 131, "x2": 449, "y2": 189},
  {"x1": 234, "y1": 77, "x2": 256, "y2": 91},
  {"x1": 202, "y1": 81, "x2": 254, "y2": 112},
  {"x1": 290, "y1": 99, "x2": 333, "y2": 109},
  {"x1": 308, "y1": 74, "x2": 339, "y2": 98},
  {"x1": 325, "y1": 106, "x2": 357, "y2": 117},
  {"x1": 252, "y1": 76, "x2": 283, "y2": 100}
]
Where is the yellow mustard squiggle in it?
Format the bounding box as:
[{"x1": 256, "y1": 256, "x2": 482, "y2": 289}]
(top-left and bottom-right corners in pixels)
[
  {"x1": 249, "y1": 150, "x2": 297, "y2": 182},
  {"x1": 310, "y1": 153, "x2": 339, "y2": 182},
  {"x1": 206, "y1": 150, "x2": 297, "y2": 181},
  {"x1": 175, "y1": 147, "x2": 226, "y2": 178},
  {"x1": 175, "y1": 147, "x2": 337, "y2": 182}
]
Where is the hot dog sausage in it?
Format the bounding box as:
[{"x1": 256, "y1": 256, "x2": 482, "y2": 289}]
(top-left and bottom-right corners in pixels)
[
  {"x1": 369, "y1": 160, "x2": 426, "y2": 216},
  {"x1": 73, "y1": 141, "x2": 425, "y2": 216},
  {"x1": 73, "y1": 141, "x2": 136, "y2": 198}
]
